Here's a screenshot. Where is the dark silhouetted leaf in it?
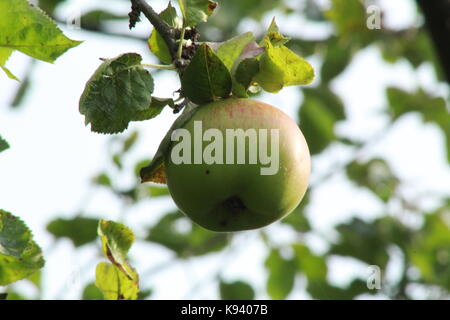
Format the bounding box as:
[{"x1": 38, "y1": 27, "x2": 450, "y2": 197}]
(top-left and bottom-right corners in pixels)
[
  {"x1": 181, "y1": 44, "x2": 232, "y2": 104},
  {"x1": 220, "y1": 280, "x2": 255, "y2": 300},
  {"x1": 346, "y1": 158, "x2": 399, "y2": 202},
  {"x1": 146, "y1": 211, "x2": 229, "y2": 258},
  {"x1": 47, "y1": 217, "x2": 99, "y2": 247},
  {"x1": 299, "y1": 86, "x2": 346, "y2": 154}
]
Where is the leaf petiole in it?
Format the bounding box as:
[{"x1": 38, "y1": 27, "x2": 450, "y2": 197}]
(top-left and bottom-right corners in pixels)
[{"x1": 142, "y1": 63, "x2": 177, "y2": 70}]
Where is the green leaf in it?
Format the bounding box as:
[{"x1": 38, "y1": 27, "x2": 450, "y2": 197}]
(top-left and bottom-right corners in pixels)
[
  {"x1": 132, "y1": 97, "x2": 175, "y2": 122},
  {"x1": 146, "y1": 211, "x2": 229, "y2": 258},
  {"x1": 325, "y1": 0, "x2": 373, "y2": 41},
  {"x1": 281, "y1": 193, "x2": 311, "y2": 232},
  {"x1": 47, "y1": 217, "x2": 99, "y2": 247},
  {"x1": 146, "y1": 186, "x2": 171, "y2": 197},
  {"x1": 307, "y1": 279, "x2": 371, "y2": 300},
  {"x1": 140, "y1": 104, "x2": 199, "y2": 184},
  {"x1": 95, "y1": 262, "x2": 138, "y2": 300},
  {"x1": 0, "y1": 135, "x2": 9, "y2": 153},
  {"x1": 232, "y1": 58, "x2": 260, "y2": 98},
  {"x1": 328, "y1": 217, "x2": 411, "y2": 268},
  {"x1": 254, "y1": 39, "x2": 314, "y2": 93},
  {"x1": 220, "y1": 280, "x2": 255, "y2": 300},
  {"x1": 178, "y1": 0, "x2": 218, "y2": 27},
  {"x1": 98, "y1": 220, "x2": 136, "y2": 280},
  {"x1": 409, "y1": 207, "x2": 450, "y2": 290},
  {"x1": 122, "y1": 131, "x2": 139, "y2": 153},
  {"x1": 93, "y1": 173, "x2": 112, "y2": 188},
  {"x1": 1, "y1": 66, "x2": 18, "y2": 80},
  {"x1": 181, "y1": 43, "x2": 232, "y2": 104},
  {"x1": 0, "y1": 210, "x2": 45, "y2": 286},
  {"x1": 386, "y1": 87, "x2": 450, "y2": 162},
  {"x1": 82, "y1": 282, "x2": 104, "y2": 300},
  {"x1": 265, "y1": 249, "x2": 297, "y2": 299},
  {"x1": 0, "y1": 0, "x2": 81, "y2": 66},
  {"x1": 38, "y1": 0, "x2": 65, "y2": 15},
  {"x1": 321, "y1": 37, "x2": 352, "y2": 83},
  {"x1": 346, "y1": 158, "x2": 399, "y2": 202},
  {"x1": 215, "y1": 32, "x2": 255, "y2": 70},
  {"x1": 5, "y1": 291, "x2": 26, "y2": 300},
  {"x1": 299, "y1": 86, "x2": 346, "y2": 154},
  {"x1": 79, "y1": 53, "x2": 154, "y2": 134},
  {"x1": 80, "y1": 10, "x2": 128, "y2": 32},
  {"x1": 148, "y1": 3, "x2": 181, "y2": 64},
  {"x1": 259, "y1": 18, "x2": 291, "y2": 47},
  {"x1": 138, "y1": 288, "x2": 153, "y2": 300},
  {"x1": 293, "y1": 244, "x2": 327, "y2": 281}
]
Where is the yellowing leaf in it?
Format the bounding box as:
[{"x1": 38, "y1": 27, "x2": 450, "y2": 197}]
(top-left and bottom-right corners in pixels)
[
  {"x1": 255, "y1": 40, "x2": 314, "y2": 93},
  {"x1": 95, "y1": 262, "x2": 138, "y2": 300},
  {"x1": 98, "y1": 220, "x2": 136, "y2": 280}
]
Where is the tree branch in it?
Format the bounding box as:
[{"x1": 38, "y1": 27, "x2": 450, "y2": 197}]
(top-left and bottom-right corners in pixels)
[
  {"x1": 130, "y1": 0, "x2": 178, "y2": 60},
  {"x1": 416, "y1": 0, "x2": 450, "y2": 84}
]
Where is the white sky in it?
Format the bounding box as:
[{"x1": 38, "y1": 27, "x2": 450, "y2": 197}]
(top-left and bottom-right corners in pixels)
[{"x1": 0, "y1": 0, "x2": 449, "y2": 299}]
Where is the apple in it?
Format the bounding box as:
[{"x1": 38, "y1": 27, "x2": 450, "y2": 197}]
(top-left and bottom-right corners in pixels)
[{"x1": 164, "y1": 98, "x2": 310, "y2": 232}]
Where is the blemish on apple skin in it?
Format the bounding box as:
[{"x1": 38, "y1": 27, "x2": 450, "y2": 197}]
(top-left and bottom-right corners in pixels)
[{"x1": 205, "y1": 169, "x2": 210, "y2": 175}]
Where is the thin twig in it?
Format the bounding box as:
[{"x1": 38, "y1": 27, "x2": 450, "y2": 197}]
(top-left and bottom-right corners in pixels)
[{"x1": 177, "y1": 28, "x2": 186, "y2": 60}]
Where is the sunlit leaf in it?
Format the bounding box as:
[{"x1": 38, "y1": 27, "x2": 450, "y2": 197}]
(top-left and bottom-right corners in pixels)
[
  {"x1": 0, "y1": 210, "x2": 45, "y2": 286},
  {"x1": 95, "y1": 262, "x2": 138, "y2": 300},
  {"x1": 255, "y1": 39, "x2": 314, "y2": 93},
  {"x1": 215, "y1": 32, "x2": 255, "y2": 70},
  {"x1": 98, "y1": 220, "x2": 136, "y2": 280},
  {"x1": 0, "y1": 0, "x2": 81, "y2": 70}
]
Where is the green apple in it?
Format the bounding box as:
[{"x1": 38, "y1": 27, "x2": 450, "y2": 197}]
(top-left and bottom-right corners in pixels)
[{"x1": 165, "y1": 98, "x2": 310, "y2": 232}]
